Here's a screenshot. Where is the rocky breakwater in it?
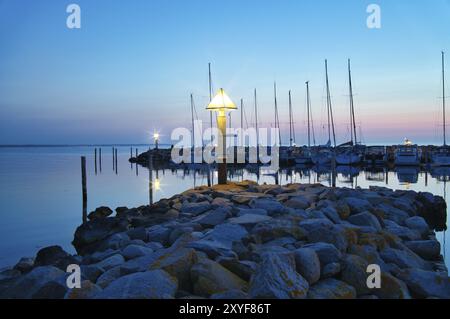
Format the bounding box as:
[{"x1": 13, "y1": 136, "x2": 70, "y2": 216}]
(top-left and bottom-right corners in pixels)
[{"x1": 1, "y1": 181, "x2": 449, "y2": 299}]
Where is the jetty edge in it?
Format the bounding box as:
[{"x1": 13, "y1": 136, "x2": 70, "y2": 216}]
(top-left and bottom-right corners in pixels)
[{"x1": 1, "y1": 182, "x2": 449, "y2": 299}]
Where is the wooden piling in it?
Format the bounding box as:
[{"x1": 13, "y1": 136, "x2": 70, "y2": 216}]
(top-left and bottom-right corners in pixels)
[
  {"x1": 99, "y1": 148, "x2": 102, "y2": 172},
  {"x1": 115, "y1": 148, "x2": 118, "y2": 175},
  {"x1": 81, "y1": 156, "x2": 87, "y2": 223},
  {"x1": 94, "y1": 148, "x2": 98, "y2": 175},
  {"x1": 112, "y1": 147, "x2": 115, "y2": 170}
]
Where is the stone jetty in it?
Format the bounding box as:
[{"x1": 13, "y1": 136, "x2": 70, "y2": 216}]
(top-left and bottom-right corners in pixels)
[{"x1": 1, "y1": 181, "x2": 449, "y2": 299}]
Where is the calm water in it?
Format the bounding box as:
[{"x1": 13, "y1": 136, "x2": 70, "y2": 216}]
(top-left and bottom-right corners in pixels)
[{"x1": 0, "y1": 146, "x2": 448, "y2": 268}]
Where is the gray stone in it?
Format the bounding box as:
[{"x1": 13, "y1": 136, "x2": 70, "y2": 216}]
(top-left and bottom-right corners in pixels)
[
  {"x1": 191, "y1": 259, "x2": 248, "y2": 297},
  {"x1": 398, "y1": 268, "x2": 450, "y2": 299},
  {"x1": 321, "y1": 262, "x2": 341, "y2": 278},
  {"x1": 81, "y1": 264, "x2": 104, "y2": 282},
  {"x1": 307, "y1": 278, "x2": 356, "y2": 299},
  {"x1": 303, "y1": 242, "x2": 342, "y2": 265},
  {"x1": 93, "y1": 254, "x2": 125, "y2": 271},
  {"x1": 384, "y1": 220, "x2": 421, "y2": 241},
  {"x1": 228, "y1": 214, "x2": 272, "y2": 227},
  {"x1": 299, "y1": 218, "x2": 334, "y2": 232},
  {"x1": 65, "y1": 280, "x2": 102, "y2": 299},
  {"x1": 13, "y1": 257, "x2": 34, "y2": 273},
  {"x1": 344, "y1": 197, "x2": 373, "y2": 214},
  {"x1": 196, "y1": 207, "x2": 230, "y2": 228},
  {"x1": 126, "y1": 227, "x2": 148, "y2": 241},
  {"x1": 405, "y1": 216, "x2": 429, "y2": 237},
  {"x1": 284, "y1": 196, "x2": 311, "y2": 210},
  {"x1": 146, "y1": 225, "x2": 171, "y2": 246},
  {"x1": 181, "y1": 201, "x2": 212, "y2": 216},
  {"x1": 95, "y1": 270, "x2": 178, "y2": 299},
  {"x1": 348, "y1": 212, "x2": 382, "y2": 231},
  {"x1": 404, "y1": 240, "x2": 441, "y2": 260},
  {"x1": 373, "y1": 272, "x2": 411, "y2": 299},
  {"x1": 237, "y1": 208, "x2": 268, "y2": 217},
  {"x1": 121, "y1": 244, "x2": 154, "y2": 260},
  {"x1": 1, "y1": 266, "x2": 66, "y2": 299},
  {"x1": 294, "y1": 248, "x2": 321, "y2": 285},
  {"x1": 341, "y1": 254, "x2": 370, "y2": 296},
  {"x1": 377, "y1": 203, "x2": 410, "y2": 224},
  {"x1": 217, "y1": 258, "x2": 257, "y2": 282},
  {"x1": 95, "y1": 266, "x2": 122, "y2": 288},
  {"x1": 249, "y1": 253, "x2": 309, "y2": 299},
  {"x1": 88, "y1": 206, "x2": 113, "y2": 220},
  {"x1": 250, "y1": 198, "x2": 288, "y2": 216},
  {"x1": 380, "y1": 248, "x2": 430, "y2": 270}
]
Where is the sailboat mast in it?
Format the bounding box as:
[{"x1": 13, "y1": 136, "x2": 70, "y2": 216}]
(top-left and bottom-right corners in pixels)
[
  {"x1": 325, "y1": 60, "x2": 336, "y2": 147},
  {"x1": 208, "y1": 63, "x2": 213, "y2": 141},
  {"x1": 348, "y1": 59, "x2": 357, "y2": 145},
  {"x1": 306, "y1": 81, "x2": 311, "y2": 148},
  {"x1": 443, "y1": 51, "x2": 447, "y2": 146},
  {"x1": 254, "y1": 89, "x2": 259, "y2": 147},
  {"x1": 240, "y1": 98, "x2": 244, "y2": 132},
  {"x1": 289, "y1": 90, "x2": 293, "y2": 147},
  {"x1": 274, "y1": 82, "x2": 282, "y2": 145},
  {"x1": 190, "y1": 93, "x2": 195, "y2": 148}
]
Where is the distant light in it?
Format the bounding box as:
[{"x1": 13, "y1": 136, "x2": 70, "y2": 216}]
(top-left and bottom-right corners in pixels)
[
  {"x1": 404, "y1": 138, "x2": 413, "y2": 146},
  {"x1": 153, "y1": 133, "x2": 160, "y2": 141},
  {"x1": 206, "y1": 88, "x2": 237, "y2": 111},
  {"x1": 154, "y1": 178, "x2": 161, "y2": 191}
]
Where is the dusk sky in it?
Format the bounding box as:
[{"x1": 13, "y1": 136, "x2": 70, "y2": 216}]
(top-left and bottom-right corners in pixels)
[{"x1": 0, "y1": 0, "x2": 449, "y2": 145}]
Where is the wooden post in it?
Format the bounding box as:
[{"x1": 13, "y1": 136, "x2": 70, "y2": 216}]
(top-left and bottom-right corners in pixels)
[
  {"x1": 112, "y1": 147, "x2": 115, "y2": 171},
  {"x1": 136, "y1": 148, "x2": 138, "y2": 158},
  {"x1": 94, "y1": 148, "x2": 98, "y2": 175},
  {"x1": 81, "y1": 156, "x2": 87, "y2": 223},
  {"x1": 115, "y1": 148, "x2": 118, "y2": 175},
  {"x1": 331, "y1": 152, "x2": 337, "y2": 188},
  {"x1": 99, "y1": 148, "x2": 102, "y2": 172}
]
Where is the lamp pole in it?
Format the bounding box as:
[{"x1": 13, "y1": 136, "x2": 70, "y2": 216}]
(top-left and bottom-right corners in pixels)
[{"x1": 217, "y1": 109, "x2": 227, "y2": 184}]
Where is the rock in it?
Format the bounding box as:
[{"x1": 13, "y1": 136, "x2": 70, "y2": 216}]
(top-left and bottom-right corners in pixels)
[
  {"x1": 348, "y1": 212, "x2": 382, "y2": 231},
  {"x1": 404, "y1": 240, "x2": 441, "y2": 260},
  {"x1": 251, "y1": 219, "x2": 307, "y2": 243},
  {"x1": 229, "y1": 214, "x2": 272, "y2": 227},
  {"x1": 377, "y1": 203, "x2": 410, "y2": 224},
  {"x1": 322, "y1": 206, "x2": 341, "y2": 224},
  {"x1": 348, "y1": 245, "x2": 387, "y2": 270},
  {"x1": 237, "y1": 208, "x2": 269, "y2": 216},
  {"x1": 384, "y1": 220, "x2": 421, "y2": 241},
  {"x1": 81, "y1": 264, "x2": 104, "y2": 283},
  {"x1": 249, "y1": 253, "x2": 309, "y2": 299},
  {"x1": 65, "y1": 280, "x2": 102, "y2": 299},
  {"x1": 121, "y1": 244, "x2": 154, "y2": 260},
  {"x1": 191, "y1": 259, "x2": 248, "y2": 297},
  {"x1": 373, "y1": 272, "x2": 411, "y2": 299},
  {"x1": 95, "y1": 266, "x2": 122, "y2": 288},
  {"x1": 299, "y1": 218, "x2": 334, "y2": 232},
  {"x1": 293, "y1": 248, "x2": 321, "y2": 285},
  {"x1": 210, "y1": 290, "x2": 248, "y2": 299},
  {"x1": 196, "y1": 207, "x2": 230, "y2": 228},
  {"x1": 398, "y1": 269, "x2": 450, "y2": 299},
  {"x1": 344, "y1": 197, "x2": 373, "y2": 214},
  {"x1": 380, "y1": 248, "x2": 430, "y2": 270},
  {"x1": 232, "y1": 193, "x2": 268, "y2": 205},
  {"x1": 284, "y1": 196, "x2": 311, "y2": 210},
  {"x1": 304, "y1": 224, "x2": 350, "y2": 253},
  {"x1": 181, "y1": 201, "x2": 212, "y2": 216},
  {"x1": 95, "y1": 270, "x2": 178, "y2": 299},
  {"x1": 217, "y1": 258, "x2": 257, "y2": 282},
  {"x1": 307, "y1": 279, "x2": 356, "y2": 299},
  {"x1": 250, "y1": 198, "x2": 288, "y2": 216},
  {"x1": 88, "y1": 206, "x2": 113, "y2": 220},
  {"x1": 72, "y1": 217, "x2": 129, "y2": 255},
  {"x1": 146, "y1": 225, "x2": 171, "y2": 246},
  {"x1": 1, "y1": 266, "x2": 66, "y2": 299},
  {"x1": 93, "y1": 254, "x2": 125, "y2": 271},
  {"x1": 34, "y1": 245, "x2": 76, "y2": 270},
  {"x1": 405, "y1": 216, "x2": 429, "y2": 237},
  {"x1": 303, "y1": 242, "x2": 342, "y2": 265},
  {"x1": 126, "y1": 227, "x2": 148, "y2": 241},
  {"x1": 13, "y1": 257, "x2": 34, "y2": 273},
  {"x1": 150, "y1": 248, "x2": 198, "y2": 291},
  {"x1": 341, "y1": 254, "x2": 370, "y2": 296},
  {"x1": 321, "y1": 262, "x2": 341, "y2": 278},
  {"x1": 202, "y1": 224, "x2": 248, "y2": 248}
]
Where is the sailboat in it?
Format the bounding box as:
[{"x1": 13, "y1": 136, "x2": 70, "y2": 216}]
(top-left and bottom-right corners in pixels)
[
  {"x1": 336, "y1": 59, "x2": 363, "y2": 165},
  {"x1": 394, "y1": 138, "x2": 421, "y2": 166},
  {"x1": 295, "y1": 81, "x2": 314, "y2": 165},
  {"x1": 311, "y1": 59, "x2": 336, "y2": 165},
  {"x1": 431, "y1": 51, "x2": 450, "y2": 166}
]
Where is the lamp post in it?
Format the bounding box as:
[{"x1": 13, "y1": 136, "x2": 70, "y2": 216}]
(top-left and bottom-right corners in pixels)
[
  {"x1": 207, "y1": 88, "x2": 237, "y2": 185},
  {"x1": 153, "y1": 133, "x2": 159, "y2": 150}
]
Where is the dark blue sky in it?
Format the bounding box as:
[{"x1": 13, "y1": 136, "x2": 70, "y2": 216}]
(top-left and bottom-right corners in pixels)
[{"x1": 0, "y1": 0, "x2": 449, "y2": 145}]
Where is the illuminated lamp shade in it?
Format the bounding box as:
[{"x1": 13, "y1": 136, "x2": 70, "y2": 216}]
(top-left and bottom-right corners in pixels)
[{"x1": 206, "y1": 88, "x2": 237, "y2": 111}]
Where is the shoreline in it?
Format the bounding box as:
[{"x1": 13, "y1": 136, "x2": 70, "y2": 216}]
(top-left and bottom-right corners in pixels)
[{"x1": 1, "y1": 181, "x2": 449, "y2": 299}]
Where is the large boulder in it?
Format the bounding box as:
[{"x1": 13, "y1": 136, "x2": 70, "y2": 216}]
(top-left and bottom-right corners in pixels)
[
  {"x1": 380, "y1": 248, "x2": 430, "y2": 270},
  {"x1": 191, "y1": 259, "x2": 248, "y2": 297},
  {"x1": 307, "y1": 278, "x2": 356, "y2": 299},
  {"x1": 1, "y1": 266, "x2": 66, "y2": 299},
  {"x1": 251, "y1": 219, "x2": 307, "y2": 243},
  {"x1": 398, "y1": 269, "x2": 450, "y2": 299},
  {"x1": 404, "y1": 240, "x2": 441, "y2": 261},
  {"x1": 384, "y1": 221, "x2": 421, "y2": 241},
  {"x1": 34, "y1": 245, "x2": 78, "y2": 270},
  {"x1": 95, "y1": 270, "x2": 178, "y2": 299},
  {"x1": 181, "y1": 201, "x2": 212, "y2": 216},
  {"x1": 340, "y1": 254, "x2": 370, "y2": 296},
  {"x1": 196, "y1": 207, "x2": 231, "y2": 228},
  {"x1": 229, "y1": 214, "x2": 272, "y2": 227},
  {"x1": 65, "y1": 280, "x2": 102, "y2": 299},
  {"x1": 88, "y1": 206, "x2": 113, "y2": 220},
  {"x1": 293, "y1": 248, "x2": 321, "y2": 285},
  {"x1": 343, "y1": 197, "x2": 373, "y2": 214},
  {"x1": 249, "y1": 198, "x2": 288, "y2": 216},
  {"x1": 348, "y1": 212, "x2": 382, "y2": 231},
  {"x1": 92, "y1": 254, "x2": 125, "y2": 271},
  {"x1": 284, "y1": 196, "x2": 311, "y2": 210},
  {"x1": 121, "y1": 244, "x2": 153, "y2": 260},
  {"x1": 404, "y1": 216, "x2": 429, "y2": 237},
  {"x1": 373, "y1": 272, "x2": 411, "y2": 299},
  {"x1": 248, "y1": 253, "x2": 309, "y2": 299},
  {"x1": 302, "y1": 242, "x2": 342, "y2": 265}
]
